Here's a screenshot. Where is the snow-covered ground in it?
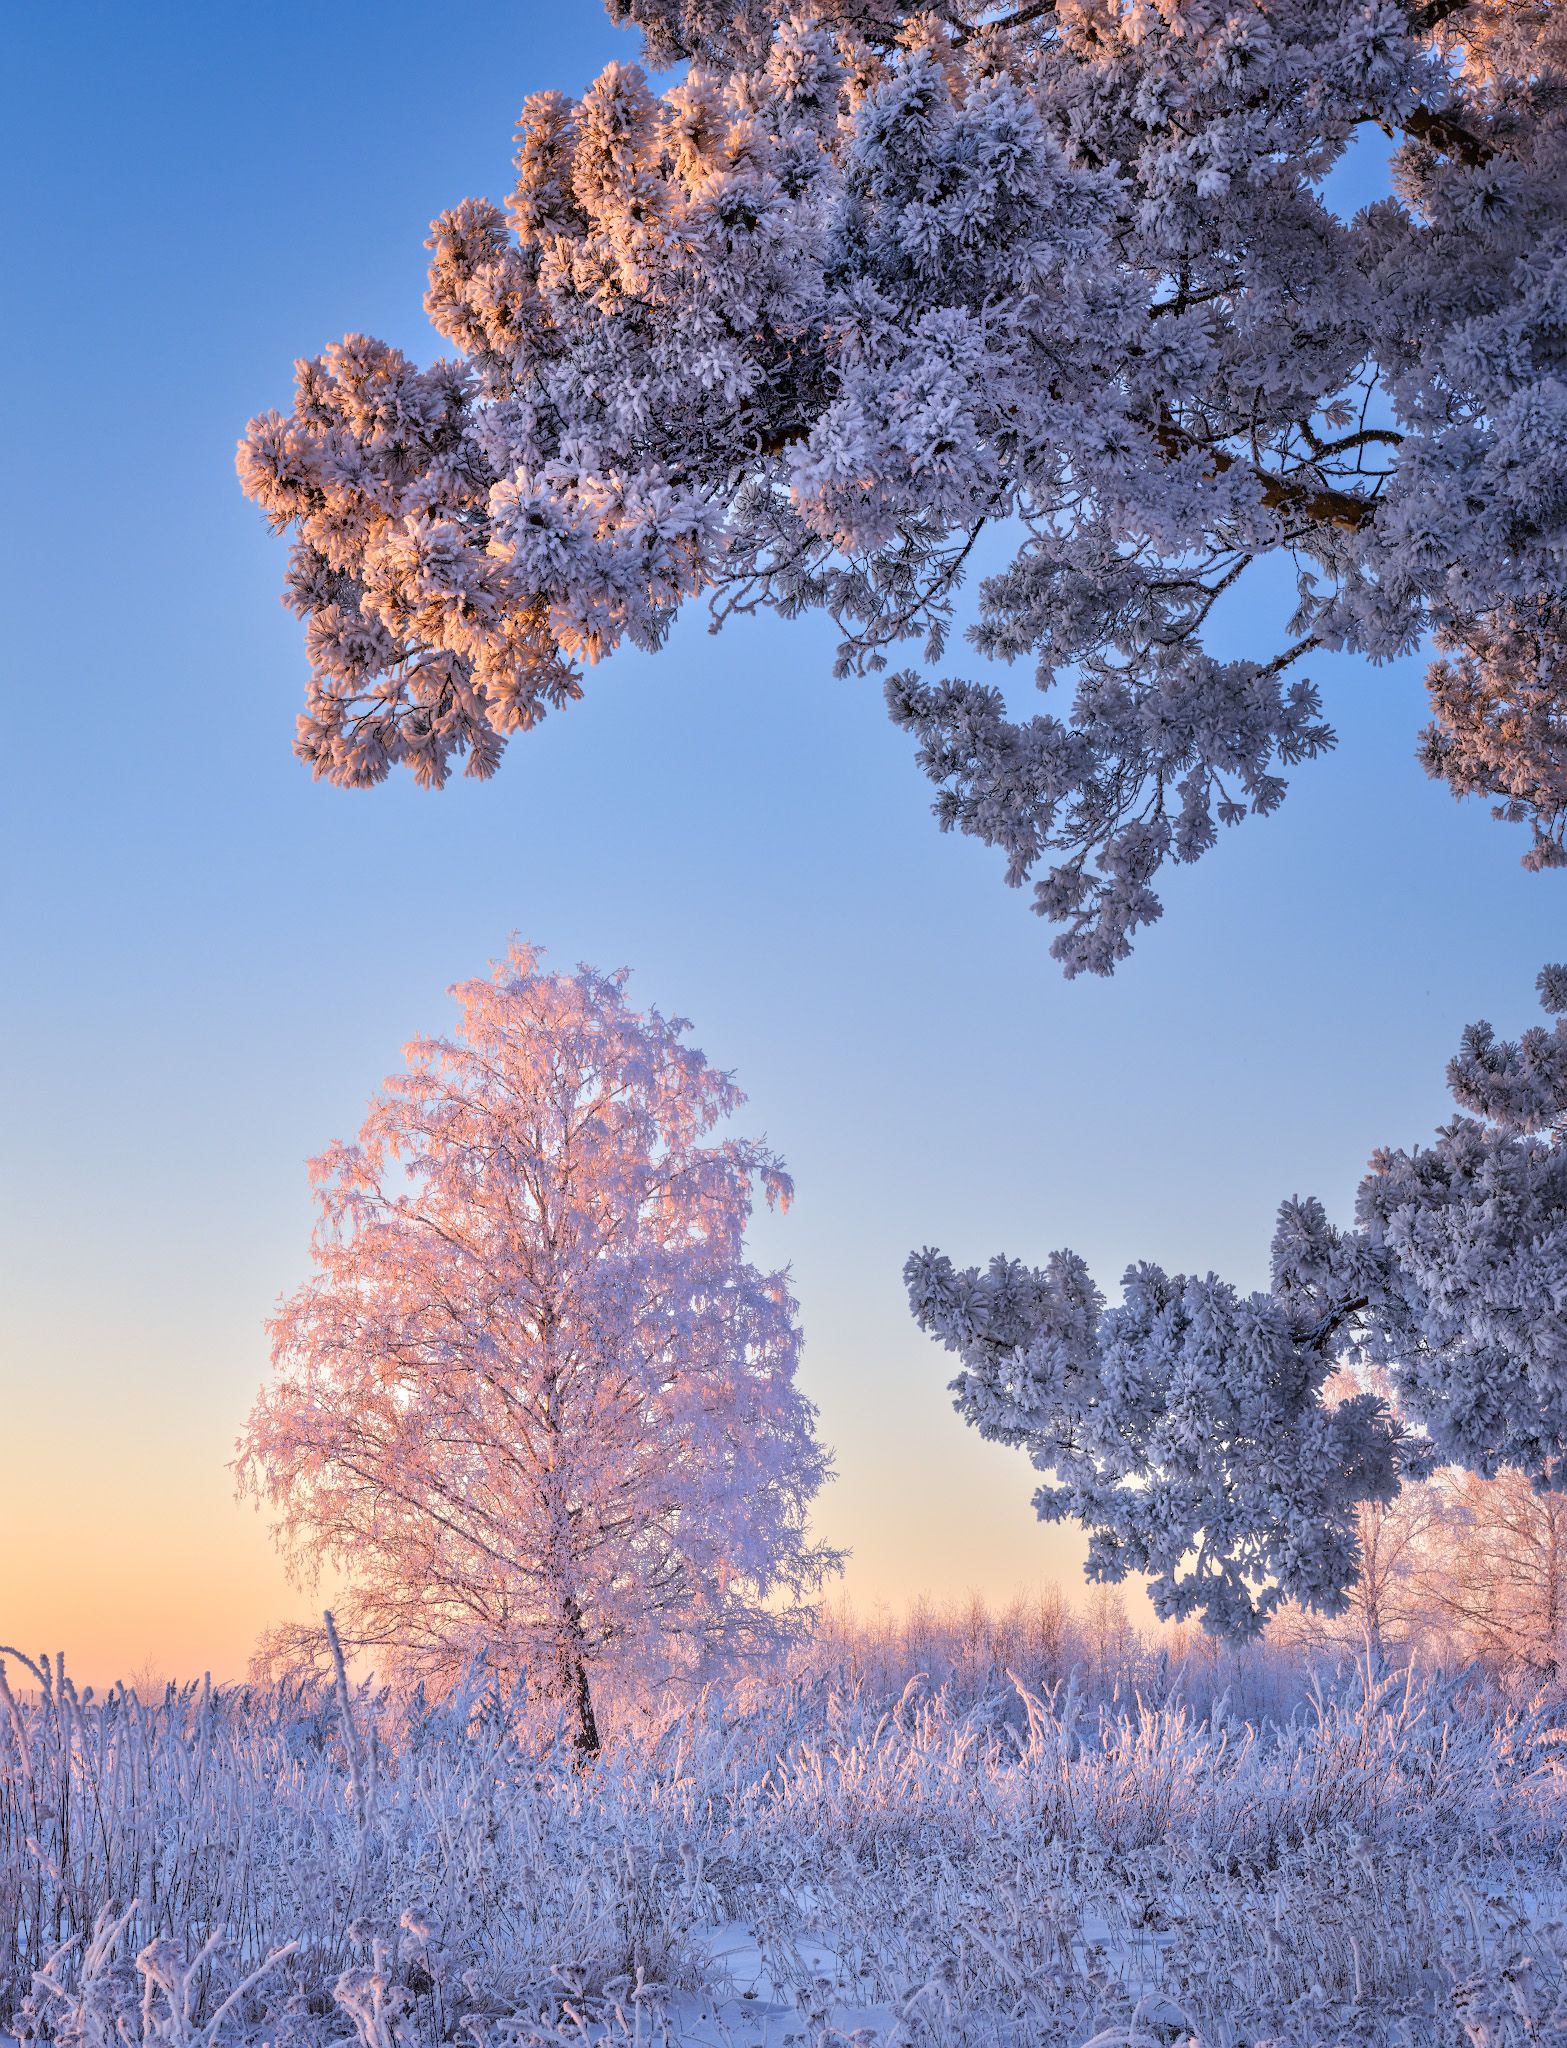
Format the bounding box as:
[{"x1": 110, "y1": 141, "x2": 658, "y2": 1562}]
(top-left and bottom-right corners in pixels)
[{"x1": 2, "y1": 1657, "x2": 1564, "y2": 2046}]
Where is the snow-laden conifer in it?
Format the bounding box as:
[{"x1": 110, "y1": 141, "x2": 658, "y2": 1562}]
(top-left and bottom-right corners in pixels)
[
  {"x1": 239, "y1": 1, "x2": 1567, "y2": 969},
  {"x1": 908, "y1": 963, "x2": 1567, "y2": 1633}
]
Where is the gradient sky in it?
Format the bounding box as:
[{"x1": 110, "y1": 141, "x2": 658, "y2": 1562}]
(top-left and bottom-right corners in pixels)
[{"x1": 3, "y1": 1, "x2": 1560, "y2": 1686}]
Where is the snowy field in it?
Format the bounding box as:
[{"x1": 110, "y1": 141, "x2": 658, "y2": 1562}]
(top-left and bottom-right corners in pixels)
[{"x1": 2, "y1": 1643, "x2": 1564, "y2": 2048}]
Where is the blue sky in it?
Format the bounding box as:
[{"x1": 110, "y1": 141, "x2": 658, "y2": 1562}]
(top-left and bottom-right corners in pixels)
[{"x1": 3, "y1": 1, "x2": 1558, "y2": 1680}]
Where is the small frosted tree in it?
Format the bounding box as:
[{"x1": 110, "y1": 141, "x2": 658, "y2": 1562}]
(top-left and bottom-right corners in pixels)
[
  {"x1": 908, "y1": 963, "x2": 1567, "y2": 1637},
  {"x1": 1270, "y1": 1426, "x2": 1443, "y2": 1667},
  {"x1": 237, "y1": 941, "x2": 837, "y2": 1750},
  {"x1": 1422, "y1": 1467, "x2": 1567, "y2": 1678}
]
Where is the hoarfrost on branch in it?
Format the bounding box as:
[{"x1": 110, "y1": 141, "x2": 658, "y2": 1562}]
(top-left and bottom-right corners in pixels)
[
  {"x1": 239, "y1": 0, "x2": 1567, "y2": 971},
  {"x1": 907, "y1": 962, "x2": 1567, "y2": 1633}
]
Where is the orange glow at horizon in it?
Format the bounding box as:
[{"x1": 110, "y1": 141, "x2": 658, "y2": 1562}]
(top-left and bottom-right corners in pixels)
[
  {"x1": 0, "y1": 1462, "x2": 314, "y2": 1690},
  {"x1": 0, "y1": 1403, "x2": 1105, "y2": 1690},
  {"x1": 2, "y1": 1150, "x2": 1119, "y2": 1693}
]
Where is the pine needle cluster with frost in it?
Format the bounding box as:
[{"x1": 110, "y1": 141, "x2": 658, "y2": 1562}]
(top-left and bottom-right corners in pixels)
[
  {"x1": 910, "y1": 962, "x2": 1567, "y2": 1637},
  {"x1": 238, "y1": 0, "x2": 1567, "y2": 971}
]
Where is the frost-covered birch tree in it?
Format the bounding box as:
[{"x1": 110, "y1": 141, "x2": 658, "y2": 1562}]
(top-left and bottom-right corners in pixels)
[
  {"x1": 1421, "y1": 1466, "x2": 1567, "y2": 1676},
  {"x1": 236, "y1": 941, "x2": 836, "y2": 1751},
  {"x1": 238, "y1": 0, "x2": 1566, "y2": 972},
  {"x1": 907, "y1": 963, "x2": 1567, "y2": 1636}
]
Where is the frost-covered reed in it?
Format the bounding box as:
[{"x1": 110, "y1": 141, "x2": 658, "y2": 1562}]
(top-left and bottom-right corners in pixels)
[{"x1": 2, "y1": 1639, "x2": 1564, "y2": 2047}]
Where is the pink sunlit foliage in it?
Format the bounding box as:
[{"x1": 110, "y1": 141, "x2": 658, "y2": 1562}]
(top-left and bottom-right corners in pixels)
[
  {"x1": 910, "y1": 961, "x2": 1567, "y2": 1637},
  {"x1": 236, "y1": 942, "x2": 838, "y2": 1753},
  {"x1": 237, "y1": 0, "x2": 1567, "y2": 973}
]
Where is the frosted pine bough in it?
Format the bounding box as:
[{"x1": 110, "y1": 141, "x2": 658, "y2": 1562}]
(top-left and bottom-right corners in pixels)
[
  {"x1": 908, "y1": 962, "x2": 1567, "y2": 1638},
  {"x1": 238, "y1": 0, "x2": 1567, "y2": 972},
  {"x1": 236, "y1": 943, "x2": 837, "y2": 1753}
]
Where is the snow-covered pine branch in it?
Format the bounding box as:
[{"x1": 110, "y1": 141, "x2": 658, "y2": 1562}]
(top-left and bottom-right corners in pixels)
[
  {"x1": 907, "y1": 962, "x2": 1567, "y2": 1635},
  {"x1": 239, "y1": 0, "x2": 1567, "y2": 971}
]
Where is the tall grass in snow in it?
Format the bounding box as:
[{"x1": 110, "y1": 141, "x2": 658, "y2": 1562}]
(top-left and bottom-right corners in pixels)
[{"x1": 1, "y1": 1637, "x2": 1564, "y2": 2046}]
